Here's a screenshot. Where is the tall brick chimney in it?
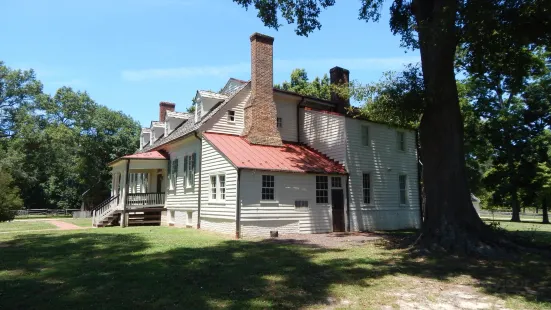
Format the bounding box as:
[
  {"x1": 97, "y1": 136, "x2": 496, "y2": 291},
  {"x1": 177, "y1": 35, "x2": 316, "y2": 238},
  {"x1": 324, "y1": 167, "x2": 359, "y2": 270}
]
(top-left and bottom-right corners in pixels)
[
  {"x1": 329, "y1": 66, "x2": 350, "y2": 114},
  {"x1": 243, "y1": 33, "x2": 282, "y2": 146},
  {"x1": 159, "y1": 102, "x2": 175, "y2": 122}
]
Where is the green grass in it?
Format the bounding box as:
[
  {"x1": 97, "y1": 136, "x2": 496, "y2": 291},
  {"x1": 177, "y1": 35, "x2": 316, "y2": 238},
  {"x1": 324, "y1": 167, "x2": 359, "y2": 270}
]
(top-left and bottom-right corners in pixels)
[
  {"x1": 15, "y1": 214, "x2": 72, "y2": 219},
  {"x1": 483, "y1": 218, "x2": 551, "y2": 245},
  {"x1": 0, "y1": 227, "x2": 550, "y2": 309},
  {"x1": 0, "y1": 221, "x2": 57, "y2": 232}
]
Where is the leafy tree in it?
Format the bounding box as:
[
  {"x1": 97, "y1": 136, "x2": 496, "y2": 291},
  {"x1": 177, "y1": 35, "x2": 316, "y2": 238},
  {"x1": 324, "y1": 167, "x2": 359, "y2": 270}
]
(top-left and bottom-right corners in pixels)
[
  {"x1": 0, "y1": 61, "x2": 43, "y2": 140},
  {"x1": 231, "y1": 0, "x2": 551, "y2": 253},
  {"x1": 0, "y1": 168, "x2": 23, "y2": 222},
  {"x1": 534, "y1": 161, "x2": 551, "y2": 224},
  {"x1": 275, "y1": 68, "x2": 332, "y2": 100}
]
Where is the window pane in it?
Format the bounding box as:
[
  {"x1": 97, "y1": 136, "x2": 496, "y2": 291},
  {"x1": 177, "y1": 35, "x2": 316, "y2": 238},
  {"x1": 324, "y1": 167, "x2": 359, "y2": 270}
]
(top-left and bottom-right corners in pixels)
[
  {"x1": 316, "y1": 176, "x2": 328, "y2": 204},
  {"x1": 331, "y1": 177, "x2": 342, "y2": 188},
  {"x1": 211, "y1": 176, "x2": 217, "y2": 200},
  {"x1": 219, "y1": 175, "x2": 226, "y2": 200},
  {"x1": 363, "y1": 173, "x2": 371, "y2": 204},
  {"x1": 399, "y1": 175, "x2": 407, "y2": 204},
  {"x1": 262, "y1": 175, "x2": 275, "y2": 200}
]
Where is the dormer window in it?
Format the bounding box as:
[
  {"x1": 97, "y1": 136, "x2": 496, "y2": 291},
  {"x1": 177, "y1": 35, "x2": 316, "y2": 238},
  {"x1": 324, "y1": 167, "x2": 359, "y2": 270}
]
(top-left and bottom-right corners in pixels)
[{"x1": 228, "y1": 110, "x2": 235, "y2": 122}]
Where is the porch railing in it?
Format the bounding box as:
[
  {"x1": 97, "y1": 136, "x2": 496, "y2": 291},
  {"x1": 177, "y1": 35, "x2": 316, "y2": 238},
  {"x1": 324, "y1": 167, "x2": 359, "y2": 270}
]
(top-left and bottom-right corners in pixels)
[{"x1": 126, "y1": 192, "x2": 165, "y2": 207}]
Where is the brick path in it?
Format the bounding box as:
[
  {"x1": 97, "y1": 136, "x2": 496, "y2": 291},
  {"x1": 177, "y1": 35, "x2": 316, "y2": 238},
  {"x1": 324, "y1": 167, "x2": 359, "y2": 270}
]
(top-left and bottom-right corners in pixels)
[{"x1": 48, "y1": 220, "x2": 83, "y2": 230}]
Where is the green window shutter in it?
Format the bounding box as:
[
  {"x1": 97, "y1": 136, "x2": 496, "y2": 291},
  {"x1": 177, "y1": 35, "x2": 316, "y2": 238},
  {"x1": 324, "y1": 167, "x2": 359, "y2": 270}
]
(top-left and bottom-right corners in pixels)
[
  {"x1": 183, "y1": 155, "x2": 189, "y2": 188},
  {"x1": 173, "y1": 159, "x2": 179, "y2": 189},
  {"x1": 167, "y1": 160, "x2": 172, "y2": 189},
  {"x1": 191, "y1": 153, "x2": 196, "y2": 186}
]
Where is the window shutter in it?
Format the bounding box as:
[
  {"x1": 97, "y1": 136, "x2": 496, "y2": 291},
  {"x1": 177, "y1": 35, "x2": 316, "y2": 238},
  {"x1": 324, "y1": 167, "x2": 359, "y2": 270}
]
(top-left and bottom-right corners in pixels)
[
  {"x1": 361, "y1": 126, "x2": 369, "y2": 146},
  {"x1": 191, "y1": 153, "x2": 196, "y2": 186},
  {"x1": 167, "y1": 160, "x2": 172, "y2": 189},
  {"x1": 183, "y1": 155, "x2": 189, "y2": 188},
  {"x1": 173, "y1": 159, "x2": 179, "y2": 189}
]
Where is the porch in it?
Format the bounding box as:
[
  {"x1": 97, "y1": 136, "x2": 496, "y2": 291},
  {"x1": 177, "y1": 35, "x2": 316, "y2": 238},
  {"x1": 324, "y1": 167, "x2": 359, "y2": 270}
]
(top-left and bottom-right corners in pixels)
[{"x1": 93, "y1": 151, "x2": 169, "y2": 227}]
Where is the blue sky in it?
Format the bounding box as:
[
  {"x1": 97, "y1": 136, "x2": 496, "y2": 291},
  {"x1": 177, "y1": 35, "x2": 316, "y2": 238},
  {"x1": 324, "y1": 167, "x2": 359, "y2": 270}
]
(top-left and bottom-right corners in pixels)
[{"x1": 2, "y1": 0, "x2": 420, "y2": 126}]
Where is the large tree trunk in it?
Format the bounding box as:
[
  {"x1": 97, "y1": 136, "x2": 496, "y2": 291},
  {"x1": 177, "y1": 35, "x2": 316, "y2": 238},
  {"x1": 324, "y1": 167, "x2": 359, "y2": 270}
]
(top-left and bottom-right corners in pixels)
[
  {"x1": 511, "y1": 189, "x2": 521, "y2": 222},
  {"x1": 413, "y1": 0, "x2": 487, "y2": 253},
  {"x1": 543, "y1": 197, "x2": 549, "y2": 224}
]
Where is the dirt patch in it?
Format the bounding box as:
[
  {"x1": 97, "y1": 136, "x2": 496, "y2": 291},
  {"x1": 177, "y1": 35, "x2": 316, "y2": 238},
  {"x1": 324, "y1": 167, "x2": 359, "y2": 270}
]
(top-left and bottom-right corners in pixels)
[
  {"x1": 262, "y1": 232, "x2": 382, "y2": 248},
  {"x1": 382, "y1": 278, "x2": 510, "y2": 310},
  {"x1": 47, "y1": 220, "x2": 84, "y2": 230}
]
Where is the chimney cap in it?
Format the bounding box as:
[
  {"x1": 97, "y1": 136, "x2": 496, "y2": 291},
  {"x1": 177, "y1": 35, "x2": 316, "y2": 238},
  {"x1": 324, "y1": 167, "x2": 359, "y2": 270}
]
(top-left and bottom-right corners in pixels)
[
  {"x1": 330, "y1": 66, "x2": 350, "y2": 74},
  {"x1": 159, "y1": 101, "x2": 176, "y2": 107},
  {"x1": 250, "y1": 32, "x2": 274, "y2": 43}
]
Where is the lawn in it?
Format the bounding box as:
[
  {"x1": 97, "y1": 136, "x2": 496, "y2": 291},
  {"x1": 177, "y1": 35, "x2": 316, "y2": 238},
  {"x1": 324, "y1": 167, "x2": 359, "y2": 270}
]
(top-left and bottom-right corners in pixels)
[
  {"x1": 482, "y1": 218, "x2": 551, "y2": 245},
  {"x1": 0, "y1": 220, "x2": 57, "y2": 232},
  {"x1": 0, "y1": 226, "x2": 550, "y2": 309},
  {"x1": 57, "y1": 218, "x2": 93, "y2": 227}
]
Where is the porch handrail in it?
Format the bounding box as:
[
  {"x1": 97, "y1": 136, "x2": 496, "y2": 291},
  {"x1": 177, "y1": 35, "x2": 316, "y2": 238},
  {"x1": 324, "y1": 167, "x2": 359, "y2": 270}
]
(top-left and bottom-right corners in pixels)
[
  {"x1": 126, "y1": 192, "x2": 165, "y2": 207},
  {"x1": 90, "y1": 195, "x2": 119, "y2": 212},
  {"x1": 92, "y1": 195, "x2": 119, "y2": 226}
]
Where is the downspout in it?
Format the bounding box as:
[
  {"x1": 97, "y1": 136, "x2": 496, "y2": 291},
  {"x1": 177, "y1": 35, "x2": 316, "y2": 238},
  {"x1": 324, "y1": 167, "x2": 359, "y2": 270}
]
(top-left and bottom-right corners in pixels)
[
  {"x1": 122, "y1": 159, "x2": 131, "y2": 227},
  {"x1": 235, "y1": 168, "x2": 242, "y2": 239},
  {"x1": 296, "y1": 97, "x2": 306, "y2": 143},
  {"x1": 194, "y1": 132, "x2": 202, "y2": 229},
  {"x1": 415, "y1": 129, "x2": 423, "y2": 226},
  {"x1": 346, "y1": 174, "x2": 351, "y2": 232}
]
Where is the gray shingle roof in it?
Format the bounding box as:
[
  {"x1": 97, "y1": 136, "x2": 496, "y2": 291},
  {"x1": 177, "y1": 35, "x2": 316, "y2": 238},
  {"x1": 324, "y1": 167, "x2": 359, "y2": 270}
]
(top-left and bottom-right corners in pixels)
[{"x1": 139, "y1": 82, "x2": 250, "y2": 153}]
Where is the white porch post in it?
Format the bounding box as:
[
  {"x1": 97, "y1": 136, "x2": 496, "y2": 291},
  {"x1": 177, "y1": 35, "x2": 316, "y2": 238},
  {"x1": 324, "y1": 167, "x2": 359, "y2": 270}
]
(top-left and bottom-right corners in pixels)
[{"x1": 121, "y1": 159, "x2": 130, "y2": 227}]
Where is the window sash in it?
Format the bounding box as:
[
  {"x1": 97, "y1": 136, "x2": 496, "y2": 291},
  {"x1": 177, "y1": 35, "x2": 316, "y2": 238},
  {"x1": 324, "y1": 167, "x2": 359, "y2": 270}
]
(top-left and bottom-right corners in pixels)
[
  {"x1": 331, "y1": 177, "x2": 342, "y2": 188},
  {"x1": 399, "y1": 175, "x2": 407, "y2": 204},
  {"x1": 361, "y1": 126, "x2": 369, "y2": 146},
  {"x1": 398, "y1": 132, "x2": 405, "y2": 151},
  {"x1": 261, "y1": 175, "x2": 275, "y2": 200},
  {"x1": 363, "y1": 173, "x2": 371, "y2": 204},
  {"x1": 219, "y1": 175, "x2": 226, "y2": 200},
  {"x1": 316, "y1": 176, "x2": 328, "y2": 204},
  {"x1": 228, "y1": 110, "x2": 235, "y2": 122},
  {"x1": 210, "y1": 176, "x2": 217, "y2": 200}
]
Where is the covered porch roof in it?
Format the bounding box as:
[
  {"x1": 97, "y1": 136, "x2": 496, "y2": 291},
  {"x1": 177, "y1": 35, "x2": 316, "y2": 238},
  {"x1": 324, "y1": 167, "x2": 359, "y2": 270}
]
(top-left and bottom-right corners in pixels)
[{"x1": 108, "y1": 150, "x2": 169, "y2": 167}]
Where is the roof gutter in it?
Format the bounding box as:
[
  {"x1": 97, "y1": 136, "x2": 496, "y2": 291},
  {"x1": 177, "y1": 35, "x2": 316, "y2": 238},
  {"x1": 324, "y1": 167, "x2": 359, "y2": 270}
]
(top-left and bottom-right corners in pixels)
[
  {"x1": 235, "y1": 168, "x2": 242, "y2": 239},
  {"x1": 194, "y1": 131, "x2": 202, "y2": 229}
]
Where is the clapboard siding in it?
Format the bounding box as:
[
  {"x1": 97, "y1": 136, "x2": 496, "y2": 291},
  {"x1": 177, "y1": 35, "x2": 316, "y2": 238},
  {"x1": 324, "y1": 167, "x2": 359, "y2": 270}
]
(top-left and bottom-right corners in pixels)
[
  {"x1": 345, "y1": 118, "x2": 421, "y2": 231},
  {"x1": 239, "y1": 171, "x2": 345, "y2": 237},
  {"x1": 200, "y1": 138, "x2": 238, "y2": 223},
  {"x1": 164, "y1": 136, "x2": 201, "y2": 220},
  {"x1": 203, "y1": 85, "x2": 251, "y2": 135},
  {"x1": 275, "y1": 99, "x2": 298, "y2": 142},
  {"x1": 299, "y1": 109, "x2": 347, "y2": 164}
]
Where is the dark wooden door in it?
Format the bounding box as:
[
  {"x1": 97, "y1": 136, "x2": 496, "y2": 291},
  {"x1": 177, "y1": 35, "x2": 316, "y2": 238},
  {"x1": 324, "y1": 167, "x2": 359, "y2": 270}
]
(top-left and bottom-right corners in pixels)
[
  {"x1": 156, "y1": 174, "x2": 163, "y2": 193},
  {"x1": 331, "y1": 189, "x2": 345, "y2": 232}
]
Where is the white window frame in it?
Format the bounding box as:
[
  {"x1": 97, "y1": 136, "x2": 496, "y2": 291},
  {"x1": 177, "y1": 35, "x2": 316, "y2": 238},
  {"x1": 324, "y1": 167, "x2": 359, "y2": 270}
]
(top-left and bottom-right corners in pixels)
[
  {"x1": 361, "y1": 125, "x2": 370, "y2": 146},
  {"x1": 397, "y1": 131, "x2": 406, "y2": 152},
  {"x1": 209, "y1": 174, "x2": 226, "y2": 202},
  {"x1": 277, "y1": 117, "x2": 283, "y2": 128},
  {"x1": 331, "y1": 177, "x2": 342, "y2": 188},
  {"x1": 316, "y1": 176, "x2": 329, "y2": 204},
  {"x1": 184, "y1": 153, "x2": 196, "y2": 189},
  {"x1": 228, "y1": 110, "x2": 236, "y2": 122},
  {"x1": 261, "y1": 175, "x2": 275, "y2": 201},
  {"x1": 399, "y1": 174, "x2": 408, "y2": 206},
  {"x1": 169, "y1": 159, "x2": 178, "y2": 190},
  {"x1": 363, "y1": 173, "x2": 372, "y2": 205}
]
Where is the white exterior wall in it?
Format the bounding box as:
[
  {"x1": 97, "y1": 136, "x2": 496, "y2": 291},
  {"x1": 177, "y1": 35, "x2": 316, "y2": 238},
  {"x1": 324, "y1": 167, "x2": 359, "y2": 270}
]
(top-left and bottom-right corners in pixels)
[
  {"x1": 164, "y1": 136, "x2": 201, "y2": 228},
  {"x1": 275, "y1": 99, "x2": 298, "y2": 142},
  {"x1": 203, "y1": 85, "x2": 251, "y2": 135},
  {"x1": 300, "y1": 109, "x2": 347, "y2": 164},
  {"x1": 345, "y1": 118, "x2": 421, "y2": 231},
  {"x1": 239, "y1": 171, "x2": 345, "y2": 238},
  {"x1": 199, "y1": 138, "x2": 238, "y2": 235}
]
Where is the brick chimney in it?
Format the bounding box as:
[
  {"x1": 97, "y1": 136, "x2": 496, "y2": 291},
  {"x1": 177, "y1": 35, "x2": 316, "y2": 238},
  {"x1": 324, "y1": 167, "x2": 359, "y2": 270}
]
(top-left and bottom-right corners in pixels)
[
  {"x1": 159, "y1": 102, "x2": 175, "y2": 122},
  {"x1": 243, "y1": 33, "x2": 282, "y2": 146},
  {"x1": 330, "y1": 66, "x2": 350, "y2": 114}
]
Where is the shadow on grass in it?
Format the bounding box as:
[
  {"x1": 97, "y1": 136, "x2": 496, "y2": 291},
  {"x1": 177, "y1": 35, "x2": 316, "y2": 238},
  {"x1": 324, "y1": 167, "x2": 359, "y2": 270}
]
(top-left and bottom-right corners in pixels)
[
  {"x1": 0, "y1": 232, "x2": 368, "y2": 309},
  {"x1": 1, "y1": 230, "x2": 550, "y2": 309}
]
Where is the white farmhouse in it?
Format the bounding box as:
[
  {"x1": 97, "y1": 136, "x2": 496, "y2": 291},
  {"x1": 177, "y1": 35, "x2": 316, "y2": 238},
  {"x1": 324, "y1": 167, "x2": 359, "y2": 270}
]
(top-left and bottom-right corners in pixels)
[{"x1": 96, "y1": 32, "x2": 421, "y2": 237}]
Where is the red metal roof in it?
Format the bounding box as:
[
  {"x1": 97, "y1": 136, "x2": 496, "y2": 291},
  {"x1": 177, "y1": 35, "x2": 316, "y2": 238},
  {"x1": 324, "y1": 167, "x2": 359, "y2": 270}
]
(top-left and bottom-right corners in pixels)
[
  {"x1": 203, "y1": 133, "x2": 347, "y2": 174},
  {"x1": 109, "y1": 151, "x2": 168, "y2": 165}
]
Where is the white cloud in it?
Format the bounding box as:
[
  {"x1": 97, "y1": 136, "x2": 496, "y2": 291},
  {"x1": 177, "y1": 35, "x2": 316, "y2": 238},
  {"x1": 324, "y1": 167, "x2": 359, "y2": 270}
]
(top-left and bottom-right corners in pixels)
[{"x1": 121, "y1": 56, "x2": 420, "y2": 82}]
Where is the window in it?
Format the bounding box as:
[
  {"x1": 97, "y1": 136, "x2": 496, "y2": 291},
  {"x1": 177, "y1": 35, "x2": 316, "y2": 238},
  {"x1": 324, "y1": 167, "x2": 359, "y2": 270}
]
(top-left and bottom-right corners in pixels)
[
  {"x1": 397, "y1": 131, "x2": 406, "y2": 151},
  {"x1": 331, "y1": 177, "x2": 342, "y2": 188},
  {"x1": 361, "y1": 125, "x2": 369, "y2": 146},
  {"x1": 363, "y1": 173, "x2": 371, "y2": 204},
  {"x1": 295, "y1": 200, "x2": 309, "y2": 209},
  {"x1": 210, "y1": 176, "x2": 217, "y2": 200},
  {"x1": 219, "y1": 175, "x2": 226, "y2": 200},
  {"x1": 228, "y1": 110, "x2": 235, "y2": 122},
  {"x1": 261, "y1": 175, "x2": 275, "y2": 200},
  {"x1": 277, "y1": 117, "x2": 283, "y2": 128},
  {"x1": 183, "y1": 153, "x2": 196, "y2": 188},
  {"x1": 210, "y1": 175, "x2": 226, "y2": 201},
  {"x1": 171, "y1": 159, "x2": 178, "y2": 189},
  {"x1": 399, "y1": 175, "x2": 407, "y2": 205},
  {"x1": 316, "y1": 176, "x2": 329, "y2": 204}
]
